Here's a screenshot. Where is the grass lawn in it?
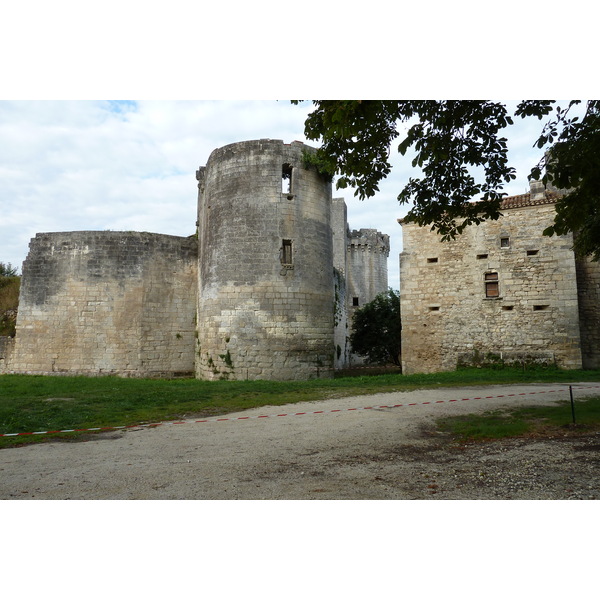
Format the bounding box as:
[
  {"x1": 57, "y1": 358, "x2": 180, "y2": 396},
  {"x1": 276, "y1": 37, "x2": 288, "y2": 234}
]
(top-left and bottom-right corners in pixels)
[
  {"x1": 2, "y1": 366, "x2": 600, "y2": 448},
  {"x1": 436, "y1": 395, "x2": 600, "y2": 441}
]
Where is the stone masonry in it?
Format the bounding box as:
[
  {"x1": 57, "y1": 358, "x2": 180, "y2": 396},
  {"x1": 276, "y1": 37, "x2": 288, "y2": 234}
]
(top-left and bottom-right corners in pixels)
[
  {"x1": 2, "y1": 140, "x2": 390, "y2": 380},
  {"x1": 399, "y1": 183, "x2": 600, "y2": 374},
  {"x1": 7, "y1": 232, "x2": 198, "y2": 377}
]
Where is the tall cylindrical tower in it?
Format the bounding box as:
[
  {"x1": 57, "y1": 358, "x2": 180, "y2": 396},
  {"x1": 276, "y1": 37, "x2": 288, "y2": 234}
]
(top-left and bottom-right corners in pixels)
[{"x1": 196, "y1": 139, "x2": 334, "y2": 380}]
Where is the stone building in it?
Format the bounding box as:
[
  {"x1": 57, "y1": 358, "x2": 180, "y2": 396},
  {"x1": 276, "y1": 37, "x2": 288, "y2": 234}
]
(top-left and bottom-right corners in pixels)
[
  {"x1": 399, "y1": 182, "x2": 600, "y2": 374},
  {"x1": 0, "y1": 139, "x2": 389, "y2": 380}
]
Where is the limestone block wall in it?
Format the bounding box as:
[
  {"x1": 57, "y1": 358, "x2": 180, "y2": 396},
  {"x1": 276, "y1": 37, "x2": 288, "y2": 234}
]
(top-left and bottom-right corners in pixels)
[
  {"x1": 9, "y1": 231, "x2": 197, "y2": 377},
  {"x1": 332, "y1": 198, "x2": 350, "y2": 368},
  {"x1": 346, "y1": 228, "x2": 390, "y2": 365},
  {"x1": 400, "y1": 201, "x2": 583, "y2": 374},
  {"x1": 347, "y1": 229, "x2": 390, "y2": 309},
  {"x1": 575, "y1": 255, "x2": 600, "y2": 369},
  {"x1": 0, "y1": 335, "x2": 15, "y2": 373},
  {"x1": 196, "y1": 139, "x2": 334, "y2": 380}
]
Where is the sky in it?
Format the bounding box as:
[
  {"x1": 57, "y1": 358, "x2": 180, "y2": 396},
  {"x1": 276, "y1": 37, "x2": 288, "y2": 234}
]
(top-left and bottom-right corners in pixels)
[{"x1": 0, "y1": 99, "x2": 570, "y2": 291}]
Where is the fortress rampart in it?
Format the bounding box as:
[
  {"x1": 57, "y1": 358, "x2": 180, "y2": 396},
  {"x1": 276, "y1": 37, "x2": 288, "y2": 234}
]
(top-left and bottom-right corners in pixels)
[
  {"x1": 8, "y1": 231, "x2": 197, "y2": 377},
  {"x1": 196, "y1": 140, "x2": 335, "y2": 380},
  {"x1": 2, "y1": 140, "x2": 390, "y2": 380}
]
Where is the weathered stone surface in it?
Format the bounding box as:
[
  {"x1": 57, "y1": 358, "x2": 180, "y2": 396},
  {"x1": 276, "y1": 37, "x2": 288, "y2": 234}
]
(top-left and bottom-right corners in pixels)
[
  {"x1": 196, "y1": 140, "x2": 335, "y2": 380},
  {"x1": 399, "y1": 189, "x2": 599, "y2": 375},
  {"x1": 8, "y1": 231, "x2": 197, "y2": 377},
  {"x1": 4, "y1": 140, "x2": 389, "y2": 380}
]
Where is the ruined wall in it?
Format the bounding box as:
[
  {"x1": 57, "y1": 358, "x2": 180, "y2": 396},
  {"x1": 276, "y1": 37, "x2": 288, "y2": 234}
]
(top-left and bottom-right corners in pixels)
[
  {"x1": 400, "y1": 200, "x2": 583, "y2": 374},
  {"x1": 576, "y1": 255, "x2": 600, "y2": 369},
  {"x1": 9, "y1": 231, "x2": 197, "y2": 377},
  {"x1": 196, "y1": 139, "x2": 334, "y2": 380},
  {"x1": 346, "y1": 228, "x2": 390, "y2": 365},
  {"x1": 346, "y1": 229, "x2": 390, "y2": 309}
]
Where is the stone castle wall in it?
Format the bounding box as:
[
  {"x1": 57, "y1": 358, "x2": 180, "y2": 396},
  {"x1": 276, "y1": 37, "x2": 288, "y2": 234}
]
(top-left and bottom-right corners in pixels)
[
  {"x1": 8, "y1": 231, "x2": 197, "y2": 377},
  {"x1": 0, "y1": 335, "x2": 15, "y2": 373},
  {"x1": 346, "y1": 229, "x2": 390, "y2": 310},
  {"x1": 576, "y1": 254, "x2": 600, "y2": 369},
  {"x1": 195, "y1": 140, "x2": 335, "y2": 380},
  {"x1": 331, "y1": 198, "x2": 350, "y2": 369},
  {"x1": 399, "y1": 200, "x2": 584, "y2": 374},
  {"x1": 5, "y1": 140, "x2": 389, "y2": 380},
  {"x1": 345, "y1": 228, "x2": 390, "y2": 365}
]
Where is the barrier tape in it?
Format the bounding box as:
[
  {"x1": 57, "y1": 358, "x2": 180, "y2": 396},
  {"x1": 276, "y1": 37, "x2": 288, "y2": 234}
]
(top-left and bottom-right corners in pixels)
[{"x1": 2, "y1": 384, "x2": 600, "y2": 438}]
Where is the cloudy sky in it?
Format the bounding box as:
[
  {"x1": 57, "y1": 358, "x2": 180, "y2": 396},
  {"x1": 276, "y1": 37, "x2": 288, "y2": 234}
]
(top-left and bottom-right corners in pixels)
[{"x1": 0, "y1": 99, "x2": 573, "y2": 290}]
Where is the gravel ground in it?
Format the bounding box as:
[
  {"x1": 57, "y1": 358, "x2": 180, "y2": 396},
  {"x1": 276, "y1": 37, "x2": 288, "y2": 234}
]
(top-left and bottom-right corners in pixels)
[{"x1": 1, "y1": 382, "x2": 599, "y2": 500}]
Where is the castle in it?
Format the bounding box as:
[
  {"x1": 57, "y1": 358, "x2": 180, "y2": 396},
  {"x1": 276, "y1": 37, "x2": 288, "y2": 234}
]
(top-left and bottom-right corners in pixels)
[
  {"x1": 399, "y1": 181, "x2": 600, "y2": 374},
  {"x1": 0, "y1": 139, "x2": 390, "y2": 380}
]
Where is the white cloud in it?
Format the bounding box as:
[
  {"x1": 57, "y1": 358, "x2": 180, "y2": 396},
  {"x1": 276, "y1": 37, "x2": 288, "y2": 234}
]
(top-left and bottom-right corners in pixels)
[{"x1": 0, "y1": 100, "x2": 569, "y2": 292}]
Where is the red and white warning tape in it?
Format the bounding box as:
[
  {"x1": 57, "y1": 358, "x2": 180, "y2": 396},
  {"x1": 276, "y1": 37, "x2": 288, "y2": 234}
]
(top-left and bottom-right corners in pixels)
[{"x1": 2, "y1": 384, "x2": 599, "y2": 438}]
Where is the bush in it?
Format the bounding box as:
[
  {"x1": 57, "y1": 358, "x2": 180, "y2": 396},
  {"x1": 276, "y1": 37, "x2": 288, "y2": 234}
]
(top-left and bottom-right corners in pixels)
[
  {"x1": 0, "y1": 263, "x2": 20, "y2": 337},
  {"x1": 349, "y1": 289, "x2": 401, "y2": 366}
]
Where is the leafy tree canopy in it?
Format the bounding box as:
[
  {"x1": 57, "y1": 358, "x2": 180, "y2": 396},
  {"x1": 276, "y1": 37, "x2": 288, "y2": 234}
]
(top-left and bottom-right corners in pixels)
[
  {"x1": 349, "y1": 289, "x2": 401, "y2": 367},
  {"x1": 294, "y1": 100, "x2": 600, "y2": 260}
]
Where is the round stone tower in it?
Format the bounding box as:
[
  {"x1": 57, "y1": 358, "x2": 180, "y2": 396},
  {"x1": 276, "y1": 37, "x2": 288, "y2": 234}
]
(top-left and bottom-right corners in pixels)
[{"x1": 195, "y1": 139, "x2": 334, "y2": 380}]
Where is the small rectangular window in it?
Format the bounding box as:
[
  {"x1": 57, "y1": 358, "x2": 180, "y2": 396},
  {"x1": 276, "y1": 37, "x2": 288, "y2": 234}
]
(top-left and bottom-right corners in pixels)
[
  {"x1": 485, "y1": 272, "x2": 499, "y2": 298},
  {"x1": 427, "y1": 257, "x2": 438, "y2": 263},
  {"x1": 533, "y1": 304, "x2": 549, "y2": 311},
  {"x1": 500, "y1": 237, "x2": 510, "y2": 248},
  {"x1": 282, "y1": 163, "x2": 293, "y2": 195},
  {"x1": 527, "y1": 250, "x2": 539, "y2": 256},
  {"x1": 502, "y1": 305, "x2": 514, "y2": 311},
  {"x1": 428, "y1": 306, "x2": 440, "y2": 311},
  {"x1": 477, "y1": 253, "x2": 488, "y2": 259},
  {"x1": 281, "y1": 239, "x2": 293, "y2": 265},
  {"x1": 352, "y1": 297, "x2": 359, "y2": 307}
]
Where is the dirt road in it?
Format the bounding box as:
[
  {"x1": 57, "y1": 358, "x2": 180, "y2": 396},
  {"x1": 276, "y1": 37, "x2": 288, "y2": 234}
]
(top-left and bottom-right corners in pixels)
[{"x1": 1, "y1": 382, "x2": 599, "y2": 500}]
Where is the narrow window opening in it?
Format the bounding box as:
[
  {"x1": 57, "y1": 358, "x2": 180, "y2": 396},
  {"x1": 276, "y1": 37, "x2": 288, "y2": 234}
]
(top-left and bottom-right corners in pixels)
[
  {"x1": 352, "y1": 297, "x2": 359, "y2": 307},
  {"x1": 477, "y1": 253, "x2": 488, "y2": 259},
  {"x1": 502, "y1": 305, "x2": 514, "y2": 311},
  {"x1": 428, "y1": 306, "x2": 440, "y2": 311},
  {"x1": 485, "y1": 272, "x2": 499, "y2": 298},
  {"x1": 500, "y1": 237, "x2": 510, "y2": 248},
  {"x1": 533, "y1": 304, "x2": 549, "y2": 311},
  {"x1": 281, "y1": 239, "x2": 293, "y2": 265},
  {"x1": 527, "y1": 249, "x2": 539, "y2": 256},
  {"x1": 427, "y1": 257, "x2": 438, "y2": 263},
  {"x1": 282, "y1": 163, "x2": 293, "y2": 195}
]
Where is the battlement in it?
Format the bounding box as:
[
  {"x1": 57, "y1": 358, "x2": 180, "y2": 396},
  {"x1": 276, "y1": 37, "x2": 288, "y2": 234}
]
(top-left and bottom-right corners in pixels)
[{"x1": 348, "y1": 229, "x2": 390, "y2": 255}]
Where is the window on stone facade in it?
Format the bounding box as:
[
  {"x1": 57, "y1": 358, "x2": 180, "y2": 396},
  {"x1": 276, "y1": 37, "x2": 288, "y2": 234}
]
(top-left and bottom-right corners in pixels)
[
  {"x1": 477, "y1": 253, "x2": 488, "y2": 259},
  {"x1": 282, "y1": 163, "x2": 293, "y2": 195},
  {"x1": 500, "y1": 237, "x2": 510, "y2": 248},
  {"x1": 281, "y1": 239, "x2": 293, "y2": 265},
  {"x1": 533, "y1": 304, "x2": 549, "y2": 311},
  {"x1": 353, "y1": 297, "x2": 359, "y2": 306},
  {"x1": 427, "y1": 257, "x2": 438, "y2": 263},
  {"x1": 502, "y1": 305, "x2": 514, "y2": 311},
  {"x1": 527, "y1": 249, "x2": 539, "y2": 256},
  {"x1": 484, "y1": 272, "x2": 499, "y2": 298}
]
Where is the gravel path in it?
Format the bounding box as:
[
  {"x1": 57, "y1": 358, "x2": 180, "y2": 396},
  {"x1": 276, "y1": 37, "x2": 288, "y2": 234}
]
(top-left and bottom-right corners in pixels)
[{"x1": 1, "y1": 382, "x2": 599, "y2": 500}]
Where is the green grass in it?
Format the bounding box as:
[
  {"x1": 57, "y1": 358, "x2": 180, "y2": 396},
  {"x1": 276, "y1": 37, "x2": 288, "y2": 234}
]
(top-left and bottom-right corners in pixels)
[
  {"x1": 436, "y1": 396, "x2": 600, "y2": 441},
  {"x1": 1, "y1": 367, "x2": 600, "y2": 448}
]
